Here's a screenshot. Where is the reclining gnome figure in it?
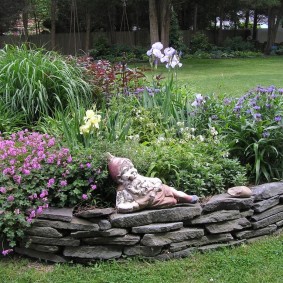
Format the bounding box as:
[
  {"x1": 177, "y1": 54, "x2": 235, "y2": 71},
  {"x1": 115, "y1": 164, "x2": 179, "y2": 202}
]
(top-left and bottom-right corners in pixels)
[{"x1": 107, "y1": 153, "x2": 199, "y2": 213}]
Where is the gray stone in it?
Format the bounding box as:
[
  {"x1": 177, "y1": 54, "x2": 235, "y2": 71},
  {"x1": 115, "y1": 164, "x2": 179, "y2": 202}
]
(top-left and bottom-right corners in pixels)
[
  {"x1": 198, "y1": 240, "x2": 246, "y2": 253},
  {"x1": 252, "y1": 182, "x2": 283, "y2": 201},
  {"x1": 253, "y1": 196, "x2": 280, "y2": 213},
  {"x1": 240, "y1": 209, "x2": 254, "y2": 218},
  {"x1": 25, "y1": 227, "x2": 62, "y2": 238},
  {"x1": 203, "y1": 194, "x2": 254, "y2": 213},
  {"x1": 251, "y1": 205, "x2": 283, "y2": 221},
  {"x1": 37, "y1": 207, "x2": 73, "y2": 222},
  {"x1": 98, "y1": 219, "x2": 112, "y2": 230},
  {"x1": 245, "y1": 235, "x2": 270, "y2": 243},
  {"x1": 190, "y1": 210, "x2": 240, "y2": 224},
  {"x1": 277, "y1": 219, "x2": 283, "y2": 227},
  {"x1": 110, "y1": 205, "x2": 202, "y2": 228},
  {"x1": 154, "y1": 247, "x2": 197, "y2": 260},
  {"x1": 71, "y1": 228, "x2": 128, "y2": 238},
  {"x1": 252, "y1": 212, "x2": 283, "y2": 229},
  {"x1": 27, "y1": 236, "x2": 80, "y2": 246},
  {"x1": 123, "y1": 246, "x2": 162, "y2": 257},
  {"x1": 169, "y1": 233, "x2": 234, "y2": 252},
  {"x1": 83, "y1": 234, "x2": 140, "y2": 246},
  {"x1": 141, "y1": 228, "x2": 204, "y2": 247},
  {"x1": 15, "y1": 247, "x2": 67, "y2": 263},
  {"x1": 24, "y1": 243, "x2": 59, "y2": 253},
  {"x1": 132, "y1": 222, "x2": 183, "y2": 234},
  {"x1": 235, "y1": 224, "x2": 277, "y2": 239},
  {"x1": 64, "y1": 246, "x2": 122, "y2": 259},
  {"x1": 274, "y1": 227, "x2": 283, "y2": 235},
  {"x1": 205, "y1": 218, "x2": 251, "y2": 234},
  {"x1": 75, "y1": 208, "x2": 115, "y2": 218},
  {"x1": 33, "y1": 217, "x2": 99, "y2": 231},
  {"x1": 280, "y1": 195, "x2": 283, "y2": 203}
]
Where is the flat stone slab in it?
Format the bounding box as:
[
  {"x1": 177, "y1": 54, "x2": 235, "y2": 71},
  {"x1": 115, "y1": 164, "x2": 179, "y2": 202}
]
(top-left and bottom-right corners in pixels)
[
  {"x1": 132, "y1": 222, "x2": 183, "y2": 234},
  {"x1": 71, "y1": 228, "x2": 128, "y2": 238},
  {"x1": 203, "y1": 194, "x2": 254, "y2": 213},
  {"x1": 124, "y1": 245, "x2": 162, "y2": 257},
  {"x1": 37, "y1": 207, "x2": 73, "y2": 222},
  {"x1": 251, "y1": 205, "x2": 283, "y2": 222},
  {"x1": 253, "y1": 196, "x2": 280, "y2": 213},
  {"x1": 252, "y1": 182, "x2": 283, "y2": 201},
  {"x1": 198, "y1": 240, "x2": 246, "y2": 253},
  {"x1": 169, "y1": 233, "x2": 234, "y2": 252},
  {"x1": 15, "y1": 247, "x2": 67, "y2": 263},
  {"x1": 75, "y1": 208, "x2": 115, "y2": 218},
  {"x1": 141, "y1": 228, "x2": 204, "y2": 247},
  {"x1": 154, "y1": 247, "x2": 197, "y2": 260},
  {"x1": 190, "y1": 210, "x2": 240, "y2": 224},
  {"x1": 27, "y1": 236, "x2": 80, "y2": 246},
  {"x1": 235, "y1": 224, "x2": 277, "y2": 239},
  {"x1": 205, "y1": 218, "x2": 251, "y2": 234},
  {"x1": 33, "y1": 217, "x2": 99, "y2": 231},
  {"x1": 83, "y1": 234, "x2": 140, "y2": 246},
  {"x1": 25, "y1": 227, "x2": 62, "y2": 238},
  {"x1": 110, "y1": 205, "x2": 202, "y2": 228},
  {"x1": 24, "y1": 243, "x2": 59, "y2": 253},
  {"x1": 64, "y1": 246, "x2": 122, "y2": 259},
  {"x1": 252, "y1": 212, "x2": 283, "y2": 229}
]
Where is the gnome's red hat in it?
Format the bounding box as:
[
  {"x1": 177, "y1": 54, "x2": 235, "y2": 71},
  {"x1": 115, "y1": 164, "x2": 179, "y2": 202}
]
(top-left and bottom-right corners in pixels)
[{"x1": 106, "y1": 153, "x2": 133, "y2": 183}]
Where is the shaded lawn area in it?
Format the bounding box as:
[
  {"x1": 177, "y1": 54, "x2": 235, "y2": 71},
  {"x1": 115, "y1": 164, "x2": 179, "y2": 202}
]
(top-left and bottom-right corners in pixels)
[
  {"x1": 143, "y1": 56, "x2": 283, "y2": 97},
  {"x1": 0, "y1": 234, "x2": 282, "y2": 283}
]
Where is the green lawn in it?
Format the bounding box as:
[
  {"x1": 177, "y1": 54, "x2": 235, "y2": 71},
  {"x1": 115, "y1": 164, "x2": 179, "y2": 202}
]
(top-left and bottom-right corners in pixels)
[
  {"x1": 144, "y1": 56, "x2": 283, "y2": 97},
  {"x1": 1, "y1": 234, "x2": 283, "y2": 283}
]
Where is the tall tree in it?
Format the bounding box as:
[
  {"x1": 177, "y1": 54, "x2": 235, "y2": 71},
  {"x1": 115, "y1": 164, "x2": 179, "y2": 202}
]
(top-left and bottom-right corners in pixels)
[
  {"x1": 148, "y1": 0, "x2": 171, "y2": 47},
  {"x1": 50, "y1": 0, "x2": 57, "y2": 49}
]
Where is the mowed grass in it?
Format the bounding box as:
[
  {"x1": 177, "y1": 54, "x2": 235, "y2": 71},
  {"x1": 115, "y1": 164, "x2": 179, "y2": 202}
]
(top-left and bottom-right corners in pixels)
[
  {"x1": 143, "y1": 56, "x2": 283, "y2": 97},
  {"x1": 0, "y1": 234, "x2": 282, "y2": 283}
]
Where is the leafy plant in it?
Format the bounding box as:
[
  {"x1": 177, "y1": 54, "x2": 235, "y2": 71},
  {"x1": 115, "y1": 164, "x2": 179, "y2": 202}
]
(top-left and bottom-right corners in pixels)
[{"x1": 0, "y1": 44, "x2": 92, "y2": 123}]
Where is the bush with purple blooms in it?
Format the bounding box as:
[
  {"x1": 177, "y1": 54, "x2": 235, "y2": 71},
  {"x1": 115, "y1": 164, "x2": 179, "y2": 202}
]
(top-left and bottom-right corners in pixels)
[
  {"x1": 191, "y1": 86, "x2": 283, "y2": 184},
  {"x1": 0, "y1": 130, "x2": 107, "y2": 254}
]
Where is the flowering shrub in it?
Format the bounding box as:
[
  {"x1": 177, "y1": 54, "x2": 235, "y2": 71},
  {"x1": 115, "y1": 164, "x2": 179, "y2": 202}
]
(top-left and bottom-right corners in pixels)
[
  {"x1": 190, "y1": 86, "x2": 283, "y2": 184},
  {"x1": 0, "y1": 130, "x2": 106, "y2": 254}
]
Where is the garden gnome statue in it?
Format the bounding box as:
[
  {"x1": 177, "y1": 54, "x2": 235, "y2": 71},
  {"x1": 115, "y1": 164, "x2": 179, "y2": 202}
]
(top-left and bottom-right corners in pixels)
[{"x1": 106, "y1": 153, "x2": 199, "y2": 213}]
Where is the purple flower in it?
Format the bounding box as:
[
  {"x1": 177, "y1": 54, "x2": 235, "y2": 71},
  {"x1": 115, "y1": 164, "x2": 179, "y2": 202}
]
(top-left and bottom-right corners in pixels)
[
  {"x1": 47, "y1": 178, "x2": 55, "y2": 188},
  {"x1": 275, "y1": 116, "x2": 282, "y2": 122},
  {"x1": 2, "y1": 249, "x2": 13, "y2": 256},
  {"x1": 7, "y1": 195, "x2": 14, "y2": 202},
  {"x1": 60, "y1": 180, "x2": 67, "y2": 187},
  {"x1": 253, "y1": 113, "x2": 262, "y2": 121},
  {"x1": 0, "y1": 187, "x2": 6, "y2": 194},
  {"x1": 36, "y1": 206, "x2": 43, "y2": 214},
  {"x1": 91, "y1": 184, "x2": 97, "y2": 190},
  {"x1": 253, "y1": 105, "x2": 260, "y2": 110},
  {"x1": 262, "y1": 131, "x2": 270, "y2": 138},
  {"x1": 82, "y1": 194, "x2": 88, "y2": 200},
  {"x1": 86, "y1": 163, "x2": 91, "y2": 168}
]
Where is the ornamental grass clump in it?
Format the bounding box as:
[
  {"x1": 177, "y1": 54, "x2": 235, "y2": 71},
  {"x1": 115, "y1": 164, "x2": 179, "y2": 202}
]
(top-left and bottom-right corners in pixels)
[
  {"x1": 0, "y1": 130, "x2": 105, "y2": 255},
  {"x1": 0, "y1": 44, "x2": 92, "y2": 123}
]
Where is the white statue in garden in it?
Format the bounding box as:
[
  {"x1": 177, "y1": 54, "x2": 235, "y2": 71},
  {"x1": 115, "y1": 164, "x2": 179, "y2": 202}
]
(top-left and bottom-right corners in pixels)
[{"x1": 107, "y1": 153, "x2": 199, "y2": 213}]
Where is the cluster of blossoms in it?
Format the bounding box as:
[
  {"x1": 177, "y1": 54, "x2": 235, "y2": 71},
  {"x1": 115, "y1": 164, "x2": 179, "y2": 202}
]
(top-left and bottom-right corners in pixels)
[
  {"x1": 79, "y1": 109, "x2": 102, "y2": 135},
  {"x1": 146, "y1": 42, "x2": 182, "y2": 69},
  {"x1": 191, "y1": 93, "x2": 206, "y2": 107},
  {"x1": 0, "y1": 130, "x2": 100, "y2": 255}
]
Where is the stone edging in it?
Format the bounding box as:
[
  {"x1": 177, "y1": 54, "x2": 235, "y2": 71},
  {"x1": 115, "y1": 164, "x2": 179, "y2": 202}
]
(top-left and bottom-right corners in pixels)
[{"x1": 13, "y1": 182, "x2": 283, "y2": 263}]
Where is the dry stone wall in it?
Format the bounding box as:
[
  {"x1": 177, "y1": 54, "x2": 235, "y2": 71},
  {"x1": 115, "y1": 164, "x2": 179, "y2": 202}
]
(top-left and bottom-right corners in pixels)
[{"x1": 15, "y1": 182, "x2": 283, "y2": 263}]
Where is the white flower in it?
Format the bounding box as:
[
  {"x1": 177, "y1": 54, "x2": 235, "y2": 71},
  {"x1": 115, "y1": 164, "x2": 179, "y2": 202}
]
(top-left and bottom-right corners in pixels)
[
  {"x1": 152, "y1": 42, "x2": 163, "y2": 50},
  {"x1": 198, "y1": 135, "x2": 205, "y2": 142},
  {"x1": 164, "y1": 47, "x2": 176, "y2": 56},
  {"x1": 146, "y1": 49, "x2": 152, "y2": 56},
  {"x1": 152, "y1": 49, "x2": 164, "y2": 59}
]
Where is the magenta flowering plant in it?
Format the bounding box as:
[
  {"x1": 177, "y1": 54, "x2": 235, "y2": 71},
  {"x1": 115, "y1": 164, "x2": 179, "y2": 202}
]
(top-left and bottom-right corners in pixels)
[{"x1": 0, "y1": 130, "x2": 106, "y2": 254}]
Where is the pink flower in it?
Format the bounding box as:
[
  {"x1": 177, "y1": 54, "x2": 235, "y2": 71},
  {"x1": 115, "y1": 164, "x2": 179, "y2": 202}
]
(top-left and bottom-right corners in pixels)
[
  {"x1": 82, "y1": 194, "x2": 88, "y2": 200},
  {"x1": 91, "y1": 184, "x2": 97, "y2": 190},
  {"x1": 36, "y1": 206, "x2": 43, "y2": 214},
  {"x1": 86, "y1": 163, "x2": 91, "y2": 168},
  {"x1": 47, "y1": 178, "x2": 55, "y2": 188},
  {"x1": 60, "y1": 180, "x2": 67, "y2": 187},
  {"x1": 40, "y1": 190, "x2": 48, "y2": 198},
  {"x1": 7, "y1": 195, "x2": 14, "y2": 202},
  {"x1": 67, "y1": 156, "x2": 72, "y2": 163},
  {"x1": 0, "y1": 187, "x2": 6, "y2": 194},
  {"x1": 2, "y1": 249, "x2": 13, "y2": 256},
  {"x1": 30, "y1": 210, "x2": 36, "y2": 218}
]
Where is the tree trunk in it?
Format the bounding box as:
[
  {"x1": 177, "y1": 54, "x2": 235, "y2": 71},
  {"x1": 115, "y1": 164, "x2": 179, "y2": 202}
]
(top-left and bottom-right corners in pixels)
[
  {"x1": 218, "y1": 4, "x2": 224, "y2": 45},
  {"x1": 85, "y1": 10, "x2": 91, "y2": 52},
  {"x1": 22, "y1": 0, "x2": 29, "y2": 41},
  {"x1": 245, "y1": 10, "x2": 250, "y2": 29},
  {"x1": 160, "y1": 0, "x2": 171, "y2": 48},
  {"x1": 193, "y1": 2, "x2": 198, "y2": 33},
  {"x1": 51, "y1": 0, "x2": 57, "y2": 50},
  {"x1": 264, "y1": 4, "x2": 283, "y2": 55},
  {"x1": 149, "y1": 0, "x2": 159, "y2": 44},
  {"x1": 252, "y1": 9, "x2": 258, "y2": 41}
]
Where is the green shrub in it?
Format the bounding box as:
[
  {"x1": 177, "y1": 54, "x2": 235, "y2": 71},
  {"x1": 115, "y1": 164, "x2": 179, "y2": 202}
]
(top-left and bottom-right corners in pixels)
[
  {"x1": 0, "y1": 44, "x2": 92, "y2": 123},
  {"x1": 223, "y1": 36, "x2": 254, "y2": 51},
  {"x1": 190, "y1": 32, "x2": 213, "y2": 54}
]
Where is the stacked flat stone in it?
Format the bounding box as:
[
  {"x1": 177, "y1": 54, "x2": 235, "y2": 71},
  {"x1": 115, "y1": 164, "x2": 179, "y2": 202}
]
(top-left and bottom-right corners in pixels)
[{"x1": 14, "y1": 182, "x2": 283, "y2": 263}]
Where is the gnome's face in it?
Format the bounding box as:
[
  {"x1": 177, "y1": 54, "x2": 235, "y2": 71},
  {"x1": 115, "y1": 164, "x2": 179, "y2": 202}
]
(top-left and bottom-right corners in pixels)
[{"x1": 119, "y1": 166, "x2": 138, "y2": 182}]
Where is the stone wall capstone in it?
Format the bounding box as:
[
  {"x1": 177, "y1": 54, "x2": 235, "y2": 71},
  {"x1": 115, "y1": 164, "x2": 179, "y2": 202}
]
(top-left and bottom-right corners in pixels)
[{"x1": 13, "y1": 182, "x2": 283, "y2": 263}]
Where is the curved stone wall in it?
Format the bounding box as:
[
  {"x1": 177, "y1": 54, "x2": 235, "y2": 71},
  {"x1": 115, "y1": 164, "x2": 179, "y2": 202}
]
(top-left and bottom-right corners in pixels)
[{"x1": 15, "y1": 182, "x2": 283, "y2": 263}]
